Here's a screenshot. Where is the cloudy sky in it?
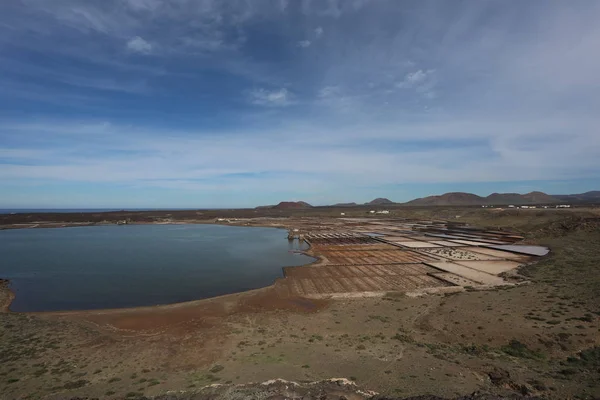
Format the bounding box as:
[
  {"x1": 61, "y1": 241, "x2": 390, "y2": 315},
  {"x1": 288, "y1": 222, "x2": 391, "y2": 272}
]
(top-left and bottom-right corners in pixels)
[{"x1": 1, "y1": 0, "x2": 599, "y2": 208}]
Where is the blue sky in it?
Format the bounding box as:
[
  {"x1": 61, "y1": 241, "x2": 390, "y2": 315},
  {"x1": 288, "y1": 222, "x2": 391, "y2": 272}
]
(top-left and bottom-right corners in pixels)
[{"x1": 1, "y1": 0, "x2": 599, "y2": 208}]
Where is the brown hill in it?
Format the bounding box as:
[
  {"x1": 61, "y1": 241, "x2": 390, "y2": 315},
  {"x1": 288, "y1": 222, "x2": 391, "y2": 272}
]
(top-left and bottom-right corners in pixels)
[
  {"x1": 405, "y1": 192, "x2": 484, "y2": 206},
  {"x1": 553, "y1": 191, "x2": 600, "y2": 203},
  {"x1": 272, "y1": 201, "x2": 312, "y2": 209},
  {"x1": 485, "y1": 193, "x2": 527, "y2": 204},
  {"x1": 521, "y1": 191, "x2": 559, "y2": 204},
  {"x1": 486, "y1": 192, "x2": 558, "y2": 205},
  {"x1": 405, "y1": 191, "x2": 560, "y2": 206},
  {"x1": 366, "y1": 198, "x2": 394, "y2": 205}
]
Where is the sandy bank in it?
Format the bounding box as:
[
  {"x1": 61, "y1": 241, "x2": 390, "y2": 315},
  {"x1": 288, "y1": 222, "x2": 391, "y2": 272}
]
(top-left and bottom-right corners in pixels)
[{"x1": 0, "y1": 279, "x2": 15, "y2": 313}]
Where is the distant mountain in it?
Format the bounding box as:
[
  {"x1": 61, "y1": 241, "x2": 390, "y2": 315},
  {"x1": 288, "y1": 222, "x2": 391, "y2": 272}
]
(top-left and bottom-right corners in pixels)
[
  {"x1": 366, "y1": 198, "x2": 394, "y2": 205},
  {"x1": 271, "y1": 201, "x2": 312, "y2": 209},
  {"x1": 405, "y1": 191, "x2": 561, "y2": 206},
  {"x1": 552, "y1": 191, "x2": 600, "y2": 203},
  {"x1": 405, "y1": 192, "x2": 484, "y2": 206},
  {"x1": 486, "y1": 191, "x2": 558, "y2": 205},
  {"x1": 521, "y1": 191, "x2": 558, "y2": 204},
  {"x1": 333, "y1": 202, "x2": 358, "y2": 207},
  {"x1": 486, "y1": 192, "x2": 527, "y2": 204}
]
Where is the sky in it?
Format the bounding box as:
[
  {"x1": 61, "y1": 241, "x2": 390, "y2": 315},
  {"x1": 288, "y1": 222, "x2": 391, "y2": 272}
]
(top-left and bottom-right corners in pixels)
[{"x1": 1, "y1": 0, "x2": 599, "y2": 208}]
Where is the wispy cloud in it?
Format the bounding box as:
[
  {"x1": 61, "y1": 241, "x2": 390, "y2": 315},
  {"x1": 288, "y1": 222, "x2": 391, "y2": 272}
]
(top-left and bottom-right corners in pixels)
[
  {"x1": 126, "y1": 36, "x2": 152, "y2": 54},
  {"x1": 248, "y1": 88, "x2": 292, "y2": 107},
  {"x1": 297, "y1": 40, "x2": 311, "y2": 48}
]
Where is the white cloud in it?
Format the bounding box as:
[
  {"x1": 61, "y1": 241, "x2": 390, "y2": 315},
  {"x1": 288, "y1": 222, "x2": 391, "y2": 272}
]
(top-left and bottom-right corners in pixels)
[
  {"x1": 126, "y1": 36, "x2": 152, "y2": 54},
  {"x1": 318, "y1": 85, "x2": 340, "y2": 98},
  {"x1": 297, "y1": 40, "x2": 311, "y2": 48},
  {"x1": 396, "y1": 69, "x2": 433, "y2": 88},
  {"x1": 248, "y1": 88, "x2": 292, "y2": 106},
  {"x1": 314, "y1": 26, "x2": 324, "y2": 37}
]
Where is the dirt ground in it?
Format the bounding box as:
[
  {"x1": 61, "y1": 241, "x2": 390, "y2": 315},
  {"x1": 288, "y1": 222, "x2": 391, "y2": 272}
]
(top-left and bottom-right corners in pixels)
[{"x1": 1, "y1": 209, "x2": 599, "y2": 399}]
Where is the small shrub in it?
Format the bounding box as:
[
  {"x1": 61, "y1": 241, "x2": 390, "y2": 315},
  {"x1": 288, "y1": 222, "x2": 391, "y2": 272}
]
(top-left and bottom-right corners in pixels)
[
  {"x1": 559, "y1": 368, "x2": 578, "y2": 376},
  {"x1": 567, "y1": 346, "x2": 600, "y2": 367},
  {"x1": 209, "y1": 364, "x2": 224, "y2": 373},
  {"x1": 205, "y1": 373, "x2": 220, "y2": 382},
  {"x1": 368, "y1": 315, "x2": 390, "y2": 323},
  {"x1": 391, "y1": 333, "x2": 414, "y2": 343},
  {"x1": 108, "y1": 377, "x2": 122, "y2": 383},
  {"x1": 501, "y1": 340, "x2": 545, "y2": 359},
  {"x1": 63, "y1": 380, "x2": 89, "y2": 389}
]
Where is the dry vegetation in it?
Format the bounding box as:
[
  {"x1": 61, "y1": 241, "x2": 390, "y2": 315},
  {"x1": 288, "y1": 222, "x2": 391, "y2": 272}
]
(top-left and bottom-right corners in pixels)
[{"x1": 1, "y1": 208, "x2": 599, "y2": 399}]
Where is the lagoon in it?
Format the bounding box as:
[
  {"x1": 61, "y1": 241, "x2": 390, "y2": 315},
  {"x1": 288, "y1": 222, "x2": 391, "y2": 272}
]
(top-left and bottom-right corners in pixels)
[{"x1": 0, "y1": 224, "x2": 312, "y2": 312}]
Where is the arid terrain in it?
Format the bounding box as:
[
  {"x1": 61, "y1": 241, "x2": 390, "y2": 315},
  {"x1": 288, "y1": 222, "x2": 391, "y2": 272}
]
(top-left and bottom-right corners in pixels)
[{"x1": 1, "y1": 208, "x2": 599, "y2": 399}]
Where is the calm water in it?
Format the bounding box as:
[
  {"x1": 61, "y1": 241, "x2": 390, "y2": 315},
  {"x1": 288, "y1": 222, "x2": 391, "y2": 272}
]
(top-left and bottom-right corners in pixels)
[{"x1": 0, "y1": 224, "x2": 313, "y2": 312}]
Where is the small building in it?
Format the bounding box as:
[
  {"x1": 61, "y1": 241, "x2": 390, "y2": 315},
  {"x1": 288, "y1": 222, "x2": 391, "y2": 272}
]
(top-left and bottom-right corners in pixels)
[
  {"x1": 508, "y1": 205, "x2": 515, "y2": 208},
  {"x1": 340, "y1": 212, "x2": 346, "y2": 216},
  {"x1": 376, "y1": 210, "x2": 390, "y2": 214},
  {"x1": 369, "y1": 210, "x2": 376, "y2": 214}
]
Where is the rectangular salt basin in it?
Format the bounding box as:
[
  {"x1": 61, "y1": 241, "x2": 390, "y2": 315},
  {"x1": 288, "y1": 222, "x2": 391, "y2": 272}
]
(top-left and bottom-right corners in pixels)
[
  {"x1": 430, "y1": 240, "x2": 467, "y2": 247},
  {"x1": 464, "y1": 247, "x2": 530, "y2": 260},
  {"x1": 383, "y1": 236, "x2": 415, "y2": 242},
  {"x1": 425, "y1": 262, "x2": 505, "y2": 285},
  {"x1": 448, "y1": 239, "x2": 489, "y2": 246},
  {"x1": 454, "y1": 260, "x2": 522, "y2": 275},
  {"x1": 485, "y1": 245, "x2": 550, "y2": 256},
  {"x1": 396, "y1": 241, "x2": 442, "y2": 248}
]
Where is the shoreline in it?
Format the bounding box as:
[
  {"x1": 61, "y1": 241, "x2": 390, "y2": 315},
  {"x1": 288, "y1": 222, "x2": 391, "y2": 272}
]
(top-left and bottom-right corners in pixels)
[
  {"x1": 0, "y1": 278, "x2": 15, "y2": 313},
  {"x1": 0, "y1": 219, "x2": 268, "y2": 231}
]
